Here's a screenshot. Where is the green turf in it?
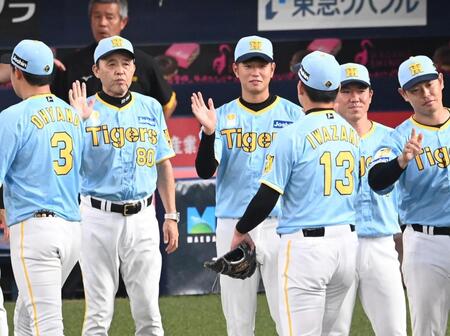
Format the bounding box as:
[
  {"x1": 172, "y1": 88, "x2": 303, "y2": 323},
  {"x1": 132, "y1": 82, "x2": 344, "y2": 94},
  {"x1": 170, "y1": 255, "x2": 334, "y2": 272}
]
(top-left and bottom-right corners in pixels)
[{"x1": 4, "y1": 294, "x2": 450, "y2": 335}]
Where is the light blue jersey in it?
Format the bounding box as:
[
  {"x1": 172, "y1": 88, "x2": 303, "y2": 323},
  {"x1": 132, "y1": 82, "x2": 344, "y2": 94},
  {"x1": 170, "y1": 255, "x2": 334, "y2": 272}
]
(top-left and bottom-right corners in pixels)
[
  {"x1": 370, "y1": 116, "x2": 450, "y2": 227},
  {"x1": 0, "y1": 94, "x2": 83, "y2": 225},
  {"x1": 260, "y1": 110, "x2": 360, "y2": 234},
  {"x1": 214, "y1": 96, "x2": 302, "y2": 218},
  {"x1": 358, "y1": 122, "x2": 399, "y2": 237},
  {"x1": 81, "y1": 92, "x2": 174, "y2": 201}
]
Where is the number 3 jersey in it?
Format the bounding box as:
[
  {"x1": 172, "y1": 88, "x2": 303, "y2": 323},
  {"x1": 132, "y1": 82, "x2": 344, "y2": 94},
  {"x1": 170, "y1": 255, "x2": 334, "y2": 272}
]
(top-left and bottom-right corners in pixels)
[
  {"x1": 260, "y1": 110, "x2": 360, "y2": 234},
  {"x1": 81, "y1": 92, "x2": 174, "y2": 202},
  {"x1": 214, "y1": 96, "x2": 302, "y2": 218},
  {"x1": 0, "y1": 94, "x2": 83, "y2": 225}
]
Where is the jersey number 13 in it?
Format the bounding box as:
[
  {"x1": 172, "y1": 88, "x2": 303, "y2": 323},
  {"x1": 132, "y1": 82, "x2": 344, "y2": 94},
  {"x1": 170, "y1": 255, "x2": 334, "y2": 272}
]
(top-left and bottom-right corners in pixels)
[{"x1": 320, "y1": 151, "x2": 355, "y2": 196}]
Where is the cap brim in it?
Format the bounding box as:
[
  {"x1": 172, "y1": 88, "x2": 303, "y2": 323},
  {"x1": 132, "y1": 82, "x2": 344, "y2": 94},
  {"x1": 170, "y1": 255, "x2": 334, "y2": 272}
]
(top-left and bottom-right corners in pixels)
[
  {"x1": 403, "y1": 73, "x2": 438, "y2": 90},
  {"x1": 97, "y1": 49, "x2": 134, "y2": 63},
  {"x1": 341, "y1": 79, "x2": 370, "y2": 87},
  {"x1": 235, "y1": 52, "x2": 272, "y2": 63},
  {"x1": 0, "y1": 53, "x2": 12, "y2": 64}
]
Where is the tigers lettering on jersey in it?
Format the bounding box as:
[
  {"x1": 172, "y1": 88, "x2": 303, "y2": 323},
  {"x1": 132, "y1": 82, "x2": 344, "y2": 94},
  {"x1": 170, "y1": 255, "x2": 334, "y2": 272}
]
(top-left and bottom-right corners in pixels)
[
  {"x1": 306, "y1": 124, "x2": 359, "y2": 150},
  {"x1": 31, "y1": 106, "x2": 80, "y2": 129},
  {"x1": 220, "y1": 128, "x2": 277, "y2": 153},
  {"x1": 415, "y1": 146, "x2": 450, "y2": 170},
  {"x1": 85, "y1": 125, "x2": 158, "y2": 148}
]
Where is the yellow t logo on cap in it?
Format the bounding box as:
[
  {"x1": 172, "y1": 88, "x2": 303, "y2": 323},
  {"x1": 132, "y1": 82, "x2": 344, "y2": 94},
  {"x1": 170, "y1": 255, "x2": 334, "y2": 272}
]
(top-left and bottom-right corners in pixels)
[
  {"x1": 409, "y1": 63, "x2": 423, "y2": 76},
  {"x1": 249, "y1": 40, "x2": 262, "y2": 51},
  {"x1": 345, "y1": 67, "x2": 358, "y2": 78},
  {"x1": 111, "y1": 37, "x2": 123, "y2": 48}
]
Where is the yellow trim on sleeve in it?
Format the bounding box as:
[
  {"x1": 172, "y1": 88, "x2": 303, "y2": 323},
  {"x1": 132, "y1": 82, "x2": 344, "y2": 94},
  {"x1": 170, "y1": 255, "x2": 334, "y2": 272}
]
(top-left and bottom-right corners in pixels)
[
  {"x1": 283, "y1": 240, "x2": 293, "y2": 336},
  {"x1": 20, "y1": 222, "x2": 40, "y2": 336},
  {"x1": 163, "y1": 91, "x2": 177, "y2": 113},
  {"x1": 260, "y1": 180, "x2": 284, "y2": 195},
  {"x1": 156, "y1": 153, "x2": 176, "y2": 164}
]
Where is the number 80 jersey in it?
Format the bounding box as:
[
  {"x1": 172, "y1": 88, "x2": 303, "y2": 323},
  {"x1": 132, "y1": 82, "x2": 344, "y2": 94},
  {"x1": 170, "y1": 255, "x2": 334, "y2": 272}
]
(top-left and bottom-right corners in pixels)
[{"x1": 260, "y1": 110, "x2": 360, "y2": 235}]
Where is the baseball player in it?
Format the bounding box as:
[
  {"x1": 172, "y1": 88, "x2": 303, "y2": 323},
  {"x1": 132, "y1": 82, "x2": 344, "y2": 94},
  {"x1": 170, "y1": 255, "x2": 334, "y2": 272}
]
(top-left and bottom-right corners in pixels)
[
  {"x1": 330, "y1": 63, "x2": 407, "y2": 336},
  {"x1": 0, "y1": 40, "x2": 83, "y2": 335},
  {"x1": 230, "y1": 51, "x2": 360, "y2": 336},
  {"x1": 192, "y1": 35, "x2": 302, "y2": 336},
  {"x1": 69, "y1": 35, "x2": 179, "y2": 336},
  {"x1": 368, "y1": 55, "x2": 450, "y2": 336}
]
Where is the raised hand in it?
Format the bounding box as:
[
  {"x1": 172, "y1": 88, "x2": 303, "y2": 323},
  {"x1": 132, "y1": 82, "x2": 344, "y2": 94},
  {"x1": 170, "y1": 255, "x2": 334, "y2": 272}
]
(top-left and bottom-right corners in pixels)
[
  {"x1": 191, "y1": 92, "x2": 217, "y2": 135},
  {"x1": 69, "y1": 80, "x2": 94, "y2": 120},
  {"x1": 398, "y1": 128, "x2": 424, "y2": 169}
]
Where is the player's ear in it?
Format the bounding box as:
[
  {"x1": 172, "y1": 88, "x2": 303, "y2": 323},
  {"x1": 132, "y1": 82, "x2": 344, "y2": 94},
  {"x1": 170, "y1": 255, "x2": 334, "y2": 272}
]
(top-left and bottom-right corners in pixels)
[
  {"x1": 270, "y1": 62, "x2": 275, "y2": 78},
  {"x1": 397, "y1": 88, "x2": 408, "y2": 102},
  {"x1": 92, "y1": 64, "x2": 100, "y2": 79},
  {"x1": 13, "y1": 67, "x2": 23, "y2": 80},
  {"x1": 438, "y1": 72, "x2": 444, "y2": 90},
  {"x1": 297, "y1": 80, "x2": 303, "y2": 96},
  {"x1": 120, "y1": 16, "x2": 128, "y2": 31},
  {"x1": 232, "y1": 62, "x2": 239, "y2": 78}
]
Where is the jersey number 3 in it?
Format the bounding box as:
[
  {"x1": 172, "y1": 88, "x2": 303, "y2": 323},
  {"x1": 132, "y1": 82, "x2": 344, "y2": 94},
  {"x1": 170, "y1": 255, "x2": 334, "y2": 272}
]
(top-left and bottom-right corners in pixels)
[
  {"x1": 51, "y1": 132, "x2": 74, "y2": 175},
  {"x1": 320, "y1": 151, "x2": 355, "y2": 196}
]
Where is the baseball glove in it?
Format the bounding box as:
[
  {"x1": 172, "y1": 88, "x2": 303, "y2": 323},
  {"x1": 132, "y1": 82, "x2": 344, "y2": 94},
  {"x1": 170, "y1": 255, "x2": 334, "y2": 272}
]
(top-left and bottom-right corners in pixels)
[{"x1": 203, "y1": 242, "x2": 257, "y2": 280}]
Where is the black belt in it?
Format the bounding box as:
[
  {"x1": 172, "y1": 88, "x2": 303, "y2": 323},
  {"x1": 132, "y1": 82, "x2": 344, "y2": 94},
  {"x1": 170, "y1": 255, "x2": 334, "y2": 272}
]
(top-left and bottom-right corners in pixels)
[
  {"x1": 90, "y1": 196, "x2": 153, "y2": 216},
  {"x1": 411, "y1": 224, "x2": 450, "y2": 236},
  {"x1": 301, "y1": 224, "x2": 355, "y2": 237},
  {"x1": 34, "y1": 210, "x2": 56, "y2": 218}
]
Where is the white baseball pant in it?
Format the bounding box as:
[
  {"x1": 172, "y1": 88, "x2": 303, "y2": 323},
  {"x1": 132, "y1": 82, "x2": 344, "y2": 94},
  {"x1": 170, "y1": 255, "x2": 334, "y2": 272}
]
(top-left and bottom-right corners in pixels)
[
  {"x1": 329, "y1": 235, "x2": 407, "y2": 336},
  {"x1": 216, "y1": 217, "x2": 281, "y2": 336},
  {"x1": 402, "y1": 225, "x2": 450, "y2": 336},
  {"x1": 0, "y1": 280, "x2": 7, "y2": 336},
  {"x1": 278, "y1": 225, "x2": 357, "y2": 336},
  {"x1": 80, "y1": 197, "x2": 163, "y2": 336},
  {"x1": 10, "y1": 217, "x2": 81, "y2": 336}
]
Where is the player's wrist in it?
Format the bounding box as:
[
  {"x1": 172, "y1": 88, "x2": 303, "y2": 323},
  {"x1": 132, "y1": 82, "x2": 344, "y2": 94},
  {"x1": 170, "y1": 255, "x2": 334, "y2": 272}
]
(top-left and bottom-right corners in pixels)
[
  {"x1": 201, "y1": 125, "x2": 215, "y2": 136},
  {"x1": 397, "y1": 155, "x2": 408, "y2": 169}
]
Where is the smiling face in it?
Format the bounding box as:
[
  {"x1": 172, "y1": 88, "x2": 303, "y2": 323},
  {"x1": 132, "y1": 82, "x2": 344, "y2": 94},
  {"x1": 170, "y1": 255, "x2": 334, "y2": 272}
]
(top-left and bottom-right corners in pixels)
[
  {"x1": 399, "y1": 74, "x2": 445, "y2": 118},
  {"x1": 335, "y1": 83, "x2": 373, "y2": 124},
  {"x1": 93, "y1": 51, "x2": 135, "y2": 97},
  {"x1": 232, "y1": 58, "x2": 275, "y2": 102},
  {"x1": 90, "y1": 2, "x2": 128, "y2": 42}
]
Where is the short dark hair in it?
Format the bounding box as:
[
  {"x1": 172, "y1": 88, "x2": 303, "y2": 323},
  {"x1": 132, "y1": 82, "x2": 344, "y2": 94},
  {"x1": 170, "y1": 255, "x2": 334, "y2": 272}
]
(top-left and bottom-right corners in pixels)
[
  {"x1": 303, "y1": 83, "x2": 338, "y2": 103},
  {"x1": 88, "y1": 0, "x2": 128, "y2": 18},
  {"x1": 340, "y1": 82, "x2": 371, "y2": 91},
  {"x1": 12, "y1": 66, "x2": 53, "y2": 86}
]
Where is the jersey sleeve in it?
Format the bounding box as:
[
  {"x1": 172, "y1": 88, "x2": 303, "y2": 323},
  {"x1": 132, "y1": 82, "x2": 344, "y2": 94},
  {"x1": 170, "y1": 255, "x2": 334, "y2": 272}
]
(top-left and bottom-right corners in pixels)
[
  {"x1": 368, "y1": 130, "x2": 404, "y2": 195},
  {"x1": 259, "y1": 126, "x2": 297, "y2": 194},
  {"x1": 155, "y1": 103, "x2": 175, "y2": 163},
  {"x1": 0, "y1": 109, "x2": 22, "y2": 185},
  {"x1": 370, "y1": 130, "x2": 403, "y2": 168}
]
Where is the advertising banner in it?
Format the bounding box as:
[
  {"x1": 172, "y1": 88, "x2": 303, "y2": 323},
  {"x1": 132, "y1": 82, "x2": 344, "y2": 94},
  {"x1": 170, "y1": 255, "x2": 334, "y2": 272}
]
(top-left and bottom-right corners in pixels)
[
  {"x1": 258, "y1": 0, "x2": 427, "y2": 31},
  {"x1": 161, "y1": 179, "x2": 218, "y2": 295}
]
